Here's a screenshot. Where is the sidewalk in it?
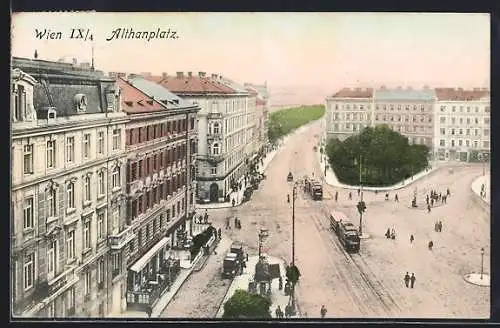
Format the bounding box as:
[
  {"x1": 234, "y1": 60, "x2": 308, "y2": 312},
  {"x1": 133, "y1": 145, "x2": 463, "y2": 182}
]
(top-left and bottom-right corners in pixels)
[
  {"x1": 317, "y1": 149, "x2": 442, "y2": 192},
  {"x1": 471, "y1": 173, "x2": 490, "y2": 205},
  {"x1": 216, "y1": 255, "x2": 300, "y2": 319}
]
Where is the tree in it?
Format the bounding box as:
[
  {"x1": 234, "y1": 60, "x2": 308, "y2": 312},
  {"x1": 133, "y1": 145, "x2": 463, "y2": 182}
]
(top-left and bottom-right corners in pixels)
[
  {"x1": 222, "y1": 289, "x2": 272, "y2": 319},
  {"x1": 326, "y1": 125, "x2": 429, "y2": 186}
]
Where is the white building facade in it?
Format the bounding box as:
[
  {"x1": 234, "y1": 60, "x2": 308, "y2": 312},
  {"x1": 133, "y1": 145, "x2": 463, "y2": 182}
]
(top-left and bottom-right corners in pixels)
[
  {"x1": 151, "y1": 72, "x2": 254, "y2": 202},
  {"x1": 433, "y1": 88, "x2": 490, "y2": 162},
  {"x1": 11, "y1": 58, "x2": 128, "y2": 317}
]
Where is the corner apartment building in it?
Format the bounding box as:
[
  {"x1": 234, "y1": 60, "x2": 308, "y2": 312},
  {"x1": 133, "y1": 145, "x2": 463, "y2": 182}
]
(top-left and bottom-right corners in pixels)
[
  {"x1": 433, "y1": 88, "x2": 490, "y2": 162},
  {"x1": 324, "y1": 88, "x2": 374, "y2": 141},
  {"x1": 115, "y1": 76, "x2": 199, "y2": 311},
  {"x1": 146, "y1": 72, "x2": 253, "y2": 203},
  {"x1": 11, "y1": 57, "x2": 128, "y2": 317},
  {"x1": 325, "y1": 86, "x2": 435, "y2": 148}
]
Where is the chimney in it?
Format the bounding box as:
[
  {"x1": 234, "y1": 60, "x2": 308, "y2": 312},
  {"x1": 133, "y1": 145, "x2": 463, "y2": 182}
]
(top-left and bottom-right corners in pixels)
[
  {"x1": 188, "y1": 71, "x2": 193, "y2": 78},
  {"x1": 176, "y1": 72, "x2": 184, "y2": 78},
  {"x1": 198, "y1": 71, "x2": 206, "y2": 78},
  {"x1": 211, "y1": 74, "x2": 217, "y2": 78},
  {"x1": 162, "y1": 72, "x2": 168, "y2": 79}
]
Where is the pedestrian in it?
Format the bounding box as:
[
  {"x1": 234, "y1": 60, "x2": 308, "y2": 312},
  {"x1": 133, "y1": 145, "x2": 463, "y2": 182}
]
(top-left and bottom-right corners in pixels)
[
  {"x1": 320, "y1": 305, "x2": 327, "y2": 318},
  {"x1": 146, "y1": 305, "x2": 152, "y2": 318},
  {"x1": 434, "y1": 222, "x2": 438, "y2": 232},
  {"x1": 279, "y1": 276, "x2": 283, "y2": 290},
  {"x1": 385, "y1": 193, "x2": 389, "y2": 201},
  {"x1": 404, "y1": 272, "x2": 410, "y2": 287},
  {"x1": 348, "y1": 192, "x2": 352, "y2": 200},
  {"x1": 410, "y1": 234, "x2": 414, "y2": 243},
  {"x1": 246, "y1": 253, "x2": 249, "y2": 262},
  {"x1": 428, "y1": 240, "x2": 434, "y2": 250},
  {"x1": 335, "y1": 191, "x2": 338, "y2": 202},
  {"x1": 357, "y1": 188, "x2": 360, "y2": 196},
  {"x1": 426, "y1": 195, "x2": 429, "y2": 205},
  {"x1": 385, "y1": 228, "x2": 391, "y2": 239},
  {"x1": 430, "y1": 198, "x2": 434, "y2": 207},
  {"x1": 225, "y1": 217, "x2": 230, "y2": 229},
  {"x1": 410, "y1": 273, "x2": 416, "y2": 288},
  {"x1": 218, "y1": 228, "x2": 222, "y2": 240},
  {"x1": 232, "y1": 198, "x2": 236, "y2": 207},
  {"x1": 275, "y1": 305, "x2": 284, "y2": 319},
  {"x1": 443, "y1": 195, "x2": 447, "y2": 204},
  {"x1": 446, "y1": 188, "x2": 450, "y2": 197},
  {"x1": 427, "y1": 204, "x2": 431, "y2": 213},
  {"x1": 394, "y1": 193, "x2": 399, "y2": 202},
  {"x1": 438, "y1": 221, "x2": 443, "y2": 232},
  {"x1": 285, "y1": 304, "x2": 292, "y2": 318}
]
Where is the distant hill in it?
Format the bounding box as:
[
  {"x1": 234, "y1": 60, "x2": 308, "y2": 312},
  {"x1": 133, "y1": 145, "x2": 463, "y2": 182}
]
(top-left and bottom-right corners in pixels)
[{"x1": 268, "y1": 85, "x2": 331, "y2": 108}]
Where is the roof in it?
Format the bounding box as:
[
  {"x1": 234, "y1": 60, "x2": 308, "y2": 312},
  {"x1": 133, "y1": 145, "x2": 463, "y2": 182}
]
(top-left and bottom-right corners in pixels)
[
  {"x1": 148, "y1": 75, "x2": 236, "y2": 95},
  {"x1": 434, "y1": 88, "x2": 490, "y2": 101},
  {"x1": 245, "y1": 87, "x2": 259, "y2": 96},
  {"x1": 332, "y1": 88, "x2": 373, "y2": 98},
  {"x1": 219, "y1": 78, "x2": 248, "y2": 94},
  {"x1": 127, "y1": 76, "x2": 195, "y2": 109},
  {"x1": 116, "y1": 78, "x2": 166, "y2": 114},
  {"x1": 256, "y1": 99, "x2": 266, "y2": 106},
  {"x1": 12, "y1": 57, "x2": 114, "y2": 117},
  {"x1": 374, "y1": 88, "x2": 436, "y2": 101},
  {"x1": 244, "y1": 83, "x2": 269, "y2": 99}
]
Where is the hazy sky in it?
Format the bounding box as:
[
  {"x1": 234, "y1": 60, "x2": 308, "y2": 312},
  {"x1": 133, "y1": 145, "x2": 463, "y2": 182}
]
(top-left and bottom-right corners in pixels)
[{"x1": 11, "y1": 12, "x2": 490, "y2": 91}]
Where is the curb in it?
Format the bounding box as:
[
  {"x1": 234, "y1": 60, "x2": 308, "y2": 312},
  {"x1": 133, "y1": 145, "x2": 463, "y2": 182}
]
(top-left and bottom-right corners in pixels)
[{"x1": 470, "y1": 176, "x2": 490, "y2": 214}]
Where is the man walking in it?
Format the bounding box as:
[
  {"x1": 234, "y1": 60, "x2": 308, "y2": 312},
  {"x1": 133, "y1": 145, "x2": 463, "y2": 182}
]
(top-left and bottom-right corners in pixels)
[
  {"x1": 320, "y1": 305, "x2": 327, "y2": 318},
  {"x1": 335, "y1": 191, "x2": 338, "y2": 202},
  {"x1": 404, "y1": 272, "x2": 410, "y2": 287},
  {"x1": 348, "y1": 192, "x2": 352, "y2": 200},
  {"x1": 410, "y1": 273, "x2": 416, "y2": 288},
  {"x1": 410, "y1": 235, "x2": 414, "y2": 243}
]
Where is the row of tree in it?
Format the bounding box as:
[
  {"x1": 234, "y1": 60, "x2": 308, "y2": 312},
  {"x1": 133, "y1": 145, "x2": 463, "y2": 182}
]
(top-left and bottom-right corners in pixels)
[
  {"x1": 268, "y1": 105, "x2": 325, "y2": 144},
  {"x1": 325, "y1": 125, "x2": 430, "y2": 186}
]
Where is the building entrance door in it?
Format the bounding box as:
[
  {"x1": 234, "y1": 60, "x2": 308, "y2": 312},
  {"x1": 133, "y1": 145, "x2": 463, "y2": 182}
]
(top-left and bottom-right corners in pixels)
[{"x1": 209, "y1": 183, "x2": 219, "y2": 202}]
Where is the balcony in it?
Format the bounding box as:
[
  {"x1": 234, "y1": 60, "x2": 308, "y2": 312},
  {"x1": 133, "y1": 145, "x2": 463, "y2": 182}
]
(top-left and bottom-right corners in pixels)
[
  {"x1": 108, "y1": 226, "x2": 135, "y2": 250},
  {"x1": 207, "y1": 112, "x2": 222, "y2": 119},
  {"x1": 207, "y1": 132, "x2": 222, "y2": 141},
  {"x1": 207, "y1": 154, "x2": 224, "y2": 164}
]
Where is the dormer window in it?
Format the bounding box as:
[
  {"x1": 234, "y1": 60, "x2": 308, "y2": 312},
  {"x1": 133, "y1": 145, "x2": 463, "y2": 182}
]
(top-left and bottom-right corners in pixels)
[
  {"x1": 74, "y1": 94, "x2": 87, "y2": 113},
  {"x1": 12, "y1": 84, "x2": 26, "y2": 121}
]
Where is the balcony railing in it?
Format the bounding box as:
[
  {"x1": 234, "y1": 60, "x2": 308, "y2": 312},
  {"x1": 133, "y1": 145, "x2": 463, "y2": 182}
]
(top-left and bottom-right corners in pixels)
[
  {"x1": 108, "y1": 226, "x2": 135, "y2": 250},
  {"x1": 207, "y1": 112, "x2": 222, "y2": 119},
  {"x1": 207, "y1": 132, "x2": 222, "y2": 140}
]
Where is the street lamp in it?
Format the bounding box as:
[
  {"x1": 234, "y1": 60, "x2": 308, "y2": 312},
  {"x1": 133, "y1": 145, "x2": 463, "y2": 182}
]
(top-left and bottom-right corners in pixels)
[
  {"x1": 481, "y1": 247, "x2": 485, "y2": 280},
  {"x1": 289, "y1": 180, "x2": 301, "y2": 315}
]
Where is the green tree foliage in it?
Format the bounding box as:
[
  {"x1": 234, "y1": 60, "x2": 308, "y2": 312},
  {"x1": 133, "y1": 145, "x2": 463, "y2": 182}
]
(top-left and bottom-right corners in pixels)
[
  {"x1": 222, "y1": 289, "x2": 272, "y2": 319},
  {"x1": 268, "y1": 105, "x2": 325, "y2": 144},
  {"x1": 326, "y1": 125, "x2": 429, "y2": 186}
]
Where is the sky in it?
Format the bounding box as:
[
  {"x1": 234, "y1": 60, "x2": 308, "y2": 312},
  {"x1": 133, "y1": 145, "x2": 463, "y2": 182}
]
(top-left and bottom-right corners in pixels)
[{"x1": 12, "y1": 12, "x2": 490, "y2": 95}]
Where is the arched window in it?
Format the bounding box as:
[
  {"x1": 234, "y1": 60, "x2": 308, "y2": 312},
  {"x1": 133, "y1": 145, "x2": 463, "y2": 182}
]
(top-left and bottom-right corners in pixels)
[{"x1": 212, "y1": 143, "x2": 220, "y2": 155}]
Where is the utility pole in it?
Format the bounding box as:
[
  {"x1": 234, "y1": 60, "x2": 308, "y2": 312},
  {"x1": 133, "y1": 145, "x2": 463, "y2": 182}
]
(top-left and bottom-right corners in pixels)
[
  {"x1": 481, "y1": 247, "x2": 485, "y2": 280},
  {"x1": 292, "y1": 184, "x2": 296, "y2": 266}
]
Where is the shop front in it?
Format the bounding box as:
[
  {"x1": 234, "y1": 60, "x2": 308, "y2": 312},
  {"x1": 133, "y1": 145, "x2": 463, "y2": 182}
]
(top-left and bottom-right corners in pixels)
[{"x1": 126, "y1": 237, "x2": 181, "y2": 311}]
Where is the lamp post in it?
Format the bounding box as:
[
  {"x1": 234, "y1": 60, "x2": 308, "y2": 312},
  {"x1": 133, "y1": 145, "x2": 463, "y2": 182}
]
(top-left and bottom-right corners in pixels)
[
  {"x1": 359, "y1": 155, "x2": 364, "y2": 234},
  {"x1": 480, "y1": 247, "x2": 485, "y2": 280},
  {"x1": 290, "y1": 180, "x2": 300, "y2": 315}
]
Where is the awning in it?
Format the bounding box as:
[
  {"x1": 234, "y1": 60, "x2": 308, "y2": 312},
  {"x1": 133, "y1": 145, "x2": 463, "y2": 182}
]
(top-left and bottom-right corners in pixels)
[{"x1": 129, "y1": 237, "x2": 171, "y2": 273}]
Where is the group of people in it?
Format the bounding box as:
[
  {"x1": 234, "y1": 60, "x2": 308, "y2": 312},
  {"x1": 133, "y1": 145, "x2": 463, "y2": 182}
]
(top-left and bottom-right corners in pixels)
[
  {"x1": 225, "y1": 216, "x2": 242, "y2": 230},
  {"x1": 480, "y1": 183, "x2": 487, "y2": 198},
  {"x1": 274, "y1": 304, "x2": 294, "y2": 318},
  {"x1": 403, "y1": 272, "x2": 417, "y2": 288},
  {"x1": 196, "y1": 210, "x2": 210, "y2": 224},
  {"x1": 385, "y1": 227, "x2": 397, "y2": 240},
  {"x1": 434, "y1": 221, "x2": 444, "y2": 232}
]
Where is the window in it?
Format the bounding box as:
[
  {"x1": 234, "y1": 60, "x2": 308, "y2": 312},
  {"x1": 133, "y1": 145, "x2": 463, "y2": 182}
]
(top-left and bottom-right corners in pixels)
[
  {"x1": 83, "y1": 220, "x2": 91, "y2": 250},
  {"x1": 84, "y1": 270, "x2": 91, "y2": 296},
  {"x1": 474, "y1": 140, "x2": 478, "y2": 148},
  {"x1": 82, "y1": 133, "x2": 91, "y2": 159},
  {"x1": 112, "y1": 253, "x2": 121, "y2": 277},
  {"x1": 66, "y1": 230, "x2": 75, "y2": 260},
  {"x1": 459, "y1": 118, "x2": 463, "y2": 124},
  {"x1": 397, "y1": 105, "x2": 401, "y2": 110},
  {"x1": 440, "y1": 140, "x2": 445, "y2": 147},
  {"x1": 98, "y1": 171, "x2": 105, "y2": 196},
  {"x1": 213, "y1": 123, "x2": 220, "y2": 134},
  {"x1": 97, "y1": 131, "x2": 104, "y2": 155},
  {"x1": 80, "y1": 177, "x2": 89, "y2": 205},
  {"x1": 451, "y1": 140, "x2": 455, "y2": 147},
  {"x1": 97, "y1": 211, "x2": 105, "y2": 240},
  {"x1": 47, "y1": 189, "x2": 57, "y2": 218},
  {"x1": 484, "y1": 129, "x2": 490, "y2": 136},
  {"x1": 112, "y1": 129, "x2": 121, "y2": 151},
  {"x1": 47, "y1": 239, "x2": 57, "y2": 280},
  {"x1": 466, "y1": 129, "x2": 470, "y2": 135},
  {"x1": 475, "y1": 129, "x2": 479, "y2": 136},
  {"x1": 23, "y1": 144, "x2": 34, "y2": 174},
  {"x1": 459, "y1": 129, "x2": 463, "y2": 135},
  {"x1": 112, "y1": 208, "x2": 119, "y2": 234},
  {"x1": 66, "y1": 288, "x2": 75, "y2": 314},
  {"x1": 23, "y1": 197, "x2": 34, "y2": 230},
  {"x1": 458, "y1": 139, "x2": 463, "y2": 146},
  {"x1": 440, "y1": 128, "x2": 445, "y2": 135},
  {"x1": 46, "y1": 140, "x2": 56, "y2": 169},
  {"x1": 212, "y1": 143, "x2": 220, "y2": 155},
  {"x1": 13, "y1": 84, "x2": 27, "y2": 121},
  {"x1": 66, "y1": 182, "x2": 75, "y2": 210},
  {"x1": 451, "y1": 129, "x2": 455, "y2": 135},
  {"x1": 467, "y1": 118, "x2": 471, "y2": 124},
  {"x1": 440, "y1": 106, "x2": 446, "y2": 112},
  {"x1": 97, "y1": 258, "x2": 104, "y2": 288},
  {"x1": 466, "y1": 140, "x2": 470, "y2": 147},
  {"x1": 485, "y1": 106, "x2": 490, "y2": 113},
  {"x1": 66, "y1": 137, "x2": 75, "y2": 163},
  {"x1": 451, "y1": 118, "x2": 456, "y2": 124},
  {"x1": 485, "y1": 118, "x2": 490, "y2": 125},
  {"x1": 475, "y1": 118, "x2": 479, "y2": 124},
  {"x1": 211, "y1": 167, "x2": 217, "y2": 175},
  {"x1": 112, "y1": 166, "x2": 120, "y2": 189},
  {"x1": 483, "y1": 141, "x2": 490, "y2": 148},
  {"x1": 452, "y1": 106, "x2": 456, "y2": 112},
  {"x1": 24, "y1": 252, "x2": 35, "y2": 290}
]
